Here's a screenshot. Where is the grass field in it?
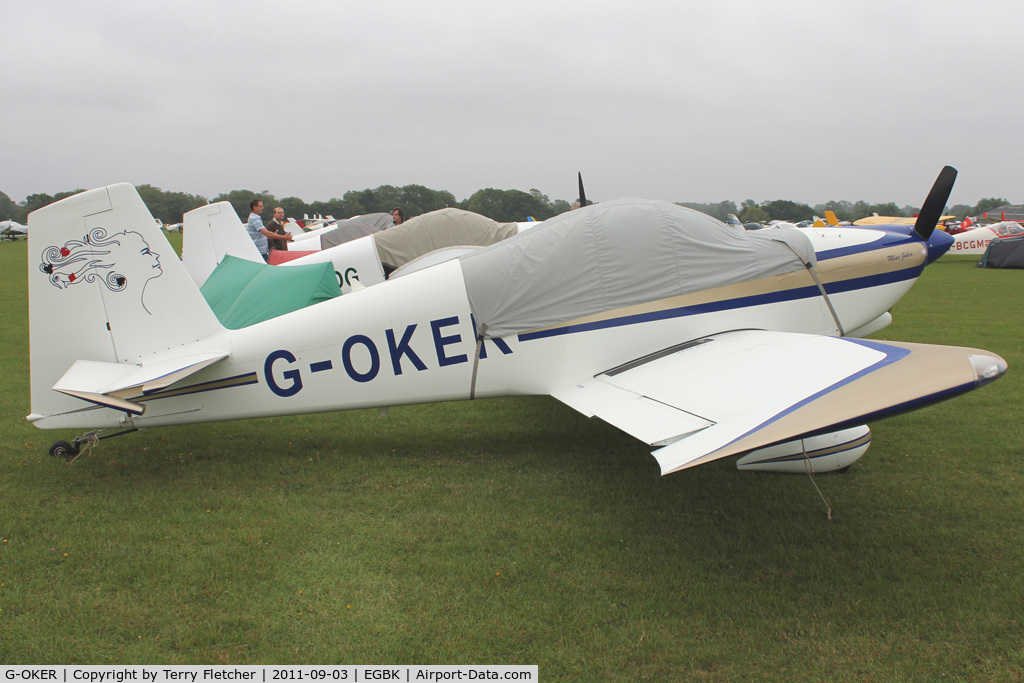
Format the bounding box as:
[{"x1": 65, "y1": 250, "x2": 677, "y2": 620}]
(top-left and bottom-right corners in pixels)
[{"x1": 1, "y1": 236, "x2": 1022, "y2": 680}]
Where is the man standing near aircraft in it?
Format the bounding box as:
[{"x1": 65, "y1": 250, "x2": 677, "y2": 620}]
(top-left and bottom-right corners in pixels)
[
  {"x1": 266, "y1": 206, "x2": 292, "y2": 252},
  {"x1": 246, "y1": 199, "x2": 292, "y2": 261}
]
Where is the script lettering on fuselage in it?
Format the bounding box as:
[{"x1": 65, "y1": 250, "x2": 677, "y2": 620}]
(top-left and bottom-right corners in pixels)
[
  {"x1": 263, "y1": 315, "x2": 513, "y2": 397},
  {"x1": 886, "y1": 250, "x2": 917, "y2": 263}
]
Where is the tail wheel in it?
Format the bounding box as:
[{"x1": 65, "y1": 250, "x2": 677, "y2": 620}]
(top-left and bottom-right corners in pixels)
[{"x1": 48, "y1": 440, "x2": 80, "y2": 461}]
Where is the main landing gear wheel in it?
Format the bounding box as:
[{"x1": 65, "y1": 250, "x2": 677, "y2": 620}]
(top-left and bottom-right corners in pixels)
[{"x1": 48, "y1": 440, "x2": 80, "y2": 461}]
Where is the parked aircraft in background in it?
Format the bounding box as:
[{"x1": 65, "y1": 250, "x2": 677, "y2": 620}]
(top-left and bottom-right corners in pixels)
[
  {"x1": 726, "y1": 214, "x2": 769, "y2": 231},
  {"x1": 182, "y1": 202, "x2": 525, "y2": 294},
  {"x1": 811, "y1": 211, "x2": 850, "y2": 227},
  {"x1": 767, "y1": 219, "x2": 800, "y2": 229},
  {"x1": 946, "y1": 216, "x2": 976, "y2": 235},
  {"x1": 279, "y1": 219, "x2": 308, "y2": 238},
  {"x1": 301, "y1": 214, "x2": 334, "y2": 230},
  {"x1": 1, "y1": 219, "x2": 28, "y2": 239},
  {"x1": 854, "y1": 213, "x2": 956, "y2": 229},
  {"x1": 181, "y1": 202, "x2": 391, "y2": 291},
  {"x1": 25, "y1": 168, "x2": 1006, "y2": 480},
  {"x1": 949, "y1": 221, "x2": 1024, "y2": 255}
]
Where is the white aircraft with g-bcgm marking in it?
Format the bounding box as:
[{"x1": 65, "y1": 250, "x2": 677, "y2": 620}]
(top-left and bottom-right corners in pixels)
[{"x1": 26, "y1": 167, "x2": 1006, "y2": 475}]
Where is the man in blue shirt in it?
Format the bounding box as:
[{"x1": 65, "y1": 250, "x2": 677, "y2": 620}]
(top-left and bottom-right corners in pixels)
[
  {"x1": 245, "y1": 199, "x2": 293, "y2": 261},
  {"x1": 246, "y1": 199, "x2": 269, "y2": 260}
]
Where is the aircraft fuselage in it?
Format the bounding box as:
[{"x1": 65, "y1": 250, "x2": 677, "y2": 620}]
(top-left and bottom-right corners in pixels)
[{"x1": 32, "y1": 225, "x2": 934, "y2": 431}]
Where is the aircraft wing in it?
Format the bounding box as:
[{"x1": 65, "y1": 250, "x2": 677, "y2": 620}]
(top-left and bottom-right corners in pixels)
[
  {"x1": 52, "y1": 352, "x2": 229, "y2": 415},
  {"x1": 853, "y1": 216, "x2": 898, "y2": 226},
  {"x1": 551, "y1": 330, "x2": 1005, "y2": 475}
]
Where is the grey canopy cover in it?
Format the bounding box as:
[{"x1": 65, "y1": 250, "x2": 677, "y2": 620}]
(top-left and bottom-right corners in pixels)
[
  {"x1": 458, "y1": 198, "x2": 815, "y2": 339},
  {"x1": 372, "y1": 208, "x2": 519, "y2": 268},
  {"x1": 318, "y1": 213, "x2": 393, "y2": 249}
]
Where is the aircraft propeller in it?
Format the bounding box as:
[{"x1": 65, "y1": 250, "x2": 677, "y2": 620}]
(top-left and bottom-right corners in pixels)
[
  {"x1": 578, "y1": 172, "x2": 587, "y2": 208},
  {"x1": 914, "y1": 166, "x2": 957, "y2": 241}
]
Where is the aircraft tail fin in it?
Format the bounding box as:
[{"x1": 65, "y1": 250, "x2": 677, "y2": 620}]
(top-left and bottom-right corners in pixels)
[
  {"x1": 825, "y1": 210, "x2": 840, "y2": 226},
  {"x1": 28, "y1": 184, "x2": 223, "y2": 424},
  {"x1": 181, "y1": 201, "x2": 263, "y2": 287}
]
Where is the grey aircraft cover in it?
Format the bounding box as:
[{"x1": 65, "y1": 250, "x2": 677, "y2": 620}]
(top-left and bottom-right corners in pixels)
[
  {"x1": 977, "y1": 236, "x2": 1024, "y2": 269},
  {"x1": 372, "y1": 208, "x2": 519, "y2": 269},
  {"x1": 458, "y1": 198, "x2": 815, "y2": 339},
  {"x1": 318, "y1": 213, "x2": 394, "y2": 250}
]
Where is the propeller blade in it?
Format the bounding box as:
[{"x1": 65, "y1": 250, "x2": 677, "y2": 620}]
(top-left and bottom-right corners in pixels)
[
  {"x1": 914, "y1": 166, "x2": 957, "y2": 241},
  {"x1": 578, "y1": 172, "x2": 587, "y2": 208}
]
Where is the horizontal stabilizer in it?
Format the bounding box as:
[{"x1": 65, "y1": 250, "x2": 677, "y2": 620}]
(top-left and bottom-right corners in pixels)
[{"x1": 52, "y1": 352, "x2": 229, "y2": 414}]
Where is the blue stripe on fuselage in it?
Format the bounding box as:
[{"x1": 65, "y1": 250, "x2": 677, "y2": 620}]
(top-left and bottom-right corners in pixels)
[
  {"x1": 822, "y1": 264, "x2": 925, "y2": 294},
  {"x1": 519, "y1": 265, "x2": 921, "y2": 342},
  {"x1": 813, "y1": 226, "x2": 916, "y2": 261},
  {"x1": 520, "y1": 228, "x2": 923, "y2": 342}
]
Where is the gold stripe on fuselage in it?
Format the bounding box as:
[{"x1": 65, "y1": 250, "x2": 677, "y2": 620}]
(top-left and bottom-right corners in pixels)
[{"x1": 525, "y1": 243, "x2": 926, "y2": 337}]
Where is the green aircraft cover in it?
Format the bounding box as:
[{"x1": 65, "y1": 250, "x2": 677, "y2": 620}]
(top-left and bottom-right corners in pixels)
[{"x1": 200, "y1": 255, "x2": 341, "y2": 329}]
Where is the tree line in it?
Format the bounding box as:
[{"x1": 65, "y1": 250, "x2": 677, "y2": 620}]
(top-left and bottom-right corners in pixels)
[
  {"x1": 0, "y1": 184, "x2": 573, "y2": 226},
  {"x1": 0, "y1": 184, "x2": 1012, "y2": 226},
  {"x1": 681, "y1": 197, "x2": 1012, "y2": 224}
]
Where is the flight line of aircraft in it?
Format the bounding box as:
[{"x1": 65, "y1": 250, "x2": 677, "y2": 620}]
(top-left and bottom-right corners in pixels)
[
  {"x1": 731, "y1": 209, "x2": 1023, "y2": 257},
  {"x1": 23, "y1": 167, "x2": 1008, "y2": 480}
]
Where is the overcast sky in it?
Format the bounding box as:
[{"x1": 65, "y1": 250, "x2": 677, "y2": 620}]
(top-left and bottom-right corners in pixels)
[{"x1": 2, "y1": 0, "x2": 1020, "y2": 210}]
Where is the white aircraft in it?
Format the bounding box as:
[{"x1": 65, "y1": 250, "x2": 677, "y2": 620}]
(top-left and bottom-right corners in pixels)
[
  {"x1": 1, "y1": 219, "x2": 28, "y2": 239},
  {"x1": 948, "y1": 221, "x2": 1024, "y2": 256},
  {"x1": 767, "y1": 219, "x2": 800, "y2": 229},
  {"x1": 282, "y1": 213, "x2": 394, "y2": 254},
  {"x1": 25, "y1": 168, "x2": 1007, "y2": 478},
  {"x1": 727, "y1": 215, "x2": 770, "y2": 231},
  {"x1": 182, "y1": 203, "x2": 390, "y2": 291},
  {"x1": 182, "y1": 202, "x2": 524, "y2": 294},
  {"x1": 286, "y1": 222, "x2": 342, "y2": 246},
  {"x1": 301, "y1": 213, "x2": 334, "y2": 228}
]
